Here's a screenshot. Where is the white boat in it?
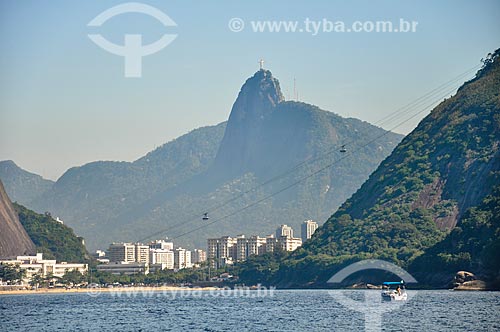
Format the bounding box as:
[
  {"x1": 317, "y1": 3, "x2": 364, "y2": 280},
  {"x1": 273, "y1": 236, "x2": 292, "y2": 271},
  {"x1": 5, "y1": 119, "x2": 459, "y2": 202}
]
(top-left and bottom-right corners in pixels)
[{"x1": 381, "y1": 281, "x2": 407, "y2": 301}]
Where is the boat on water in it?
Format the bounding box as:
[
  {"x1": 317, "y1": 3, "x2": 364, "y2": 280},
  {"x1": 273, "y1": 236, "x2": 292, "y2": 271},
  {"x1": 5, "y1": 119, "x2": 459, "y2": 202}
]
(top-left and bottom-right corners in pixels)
[{"x1": 381, "y1": 281, "x2": 407, "y2": 301}]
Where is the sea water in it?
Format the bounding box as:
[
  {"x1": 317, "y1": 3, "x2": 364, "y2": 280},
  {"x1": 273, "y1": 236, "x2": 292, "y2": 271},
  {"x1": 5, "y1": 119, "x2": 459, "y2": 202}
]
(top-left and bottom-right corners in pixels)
[{"x1": 0, "y1": 289, "x2": 499, "y2": 331}]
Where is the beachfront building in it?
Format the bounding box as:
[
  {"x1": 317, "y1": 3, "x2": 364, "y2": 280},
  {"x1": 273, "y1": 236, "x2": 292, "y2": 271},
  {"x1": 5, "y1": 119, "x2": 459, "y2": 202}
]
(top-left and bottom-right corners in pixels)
[
  {"x1": 107, "y1": 243, "x2": 136, "y2": 263},
  {"x1": 0, "y1": 253, "x2": 87, "y2": 283},
  {"x1": 149, "y1": 249, "x2": 174, "y2": 269},
  {"x1": 96, "y1": 262, "x2": 148, "y2": 275}
]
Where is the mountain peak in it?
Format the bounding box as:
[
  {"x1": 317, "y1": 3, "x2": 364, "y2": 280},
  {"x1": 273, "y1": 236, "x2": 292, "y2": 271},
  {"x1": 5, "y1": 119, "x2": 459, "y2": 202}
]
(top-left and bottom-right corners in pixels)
[
  {"x1": 230, "y1": 69, "x2": 284, "y2": 122},
  {"x1": 212, "y1": 68, "x2": 403, "y2": 180},
  {"x1": 212, "y1": 69, "x2": 284, "y2": 176},
  {"x1": 0, "y1": 160, "x2": 17, "y2": 168}
]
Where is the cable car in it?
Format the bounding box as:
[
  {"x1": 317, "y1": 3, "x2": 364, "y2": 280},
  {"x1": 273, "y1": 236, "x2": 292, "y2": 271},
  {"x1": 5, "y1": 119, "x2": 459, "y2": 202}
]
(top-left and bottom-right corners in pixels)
[
  {"x1": 340, "y1": 145, "x2": 347, "y2": 153},
  {"x1": 202, "y1": 213, "x2": 209, "y2": 221}
]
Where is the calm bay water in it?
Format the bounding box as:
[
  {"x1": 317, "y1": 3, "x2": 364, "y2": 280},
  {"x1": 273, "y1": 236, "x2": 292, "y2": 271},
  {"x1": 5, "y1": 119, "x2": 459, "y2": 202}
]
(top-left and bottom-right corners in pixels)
[{"x1": 1, "y1": 290, "x2": 499, "y2": 331}]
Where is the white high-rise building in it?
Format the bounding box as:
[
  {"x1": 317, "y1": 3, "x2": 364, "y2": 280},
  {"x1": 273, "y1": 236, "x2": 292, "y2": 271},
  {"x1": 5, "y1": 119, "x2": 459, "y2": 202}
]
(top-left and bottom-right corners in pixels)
[
  {"x1": 108, "y1": 243, "x2": 136, "y2": 263},
  {"x1": 234, "y1": 235, "x2": 266, "y2": 261},
  {"x1": 208, "y1": 229, "x2": 302, "y2": 267},
  {"x1": 301, "y1": 220, "x2": 319, "y2": 242},
  {"x1": 149, "y1": 249, "x2": 174, "y2": 269},
  {"x1": 265, "y1": 235, "x2": 278, "y2": 252},
  {"x1": 148, "y1": 240, "x2": 174, "y2": 251},
  {"x1": 174, "y1": 247, "x2": 192, "y2": 269},
  {"x1": 278, "y1": 236, "x2": 303, "y2": 251},
  {"x1": 247, "y1": 235, "x2": 267, "y2": 256},
  {"x1": 207, "y1": 236, "x2": 237, "y2": 269},
  {"x1": 236, "y1": 235, "x2": 247, "y2": 261},
  {"x1": 276, "y1": 224, "x2": 294, "y2": 238},
  {"x1": 192, "y1": 249, "x2": 207, "y2": 265},
  {"x1": 135, "y1": 244, "x2": 150, "y2": 264}
]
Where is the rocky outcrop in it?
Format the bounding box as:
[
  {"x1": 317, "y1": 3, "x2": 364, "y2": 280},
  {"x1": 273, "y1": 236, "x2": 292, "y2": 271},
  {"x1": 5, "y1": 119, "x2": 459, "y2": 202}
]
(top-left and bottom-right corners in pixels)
[
  {"x1": 454, "y1": 270, "x2": 476, "y2": 284},
  {"x1": 212, "y1": 69, "x2": 285, "y2": 177},
  {"x1": 453, "y1": 272, "x2": 489, "y2": 290},
  {"x1": 454, "y1": 280, "x2": 489, "y2": 291},
  {"x1": 0, "y1": 180, "x2": 36, "y2": 258}
]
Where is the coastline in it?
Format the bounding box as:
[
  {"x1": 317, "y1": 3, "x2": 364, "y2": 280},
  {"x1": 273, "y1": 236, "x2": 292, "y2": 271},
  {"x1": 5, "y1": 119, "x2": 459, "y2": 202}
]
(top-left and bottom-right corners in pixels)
[
  {"x1": 0, "y1": 286, "x2": 220, "y2": 296},
  {"x1": 2, "y1": 285, "x2": 499, "y2": 296}
]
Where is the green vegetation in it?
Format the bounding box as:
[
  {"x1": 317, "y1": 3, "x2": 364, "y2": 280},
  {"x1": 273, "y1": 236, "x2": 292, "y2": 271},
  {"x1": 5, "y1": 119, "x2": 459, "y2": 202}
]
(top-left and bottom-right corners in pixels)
[
  {"x1": 233, "y1": 250, "x2": 289, "y2": 286},
  {"x1": 409, "y1": 185, "x2": 500, "y2": 285},
  {"x1": 14, "y1": 203, "x2": 90, "y2": 263},
  {"x1": 84, "y1": 264, "x2": 226, "y2": 286},
  {"x1": 0, "y1": 263, "x2": 26, "y2": 284},
  {"x1": 60, "y1": 269, "x2": 87, "y2": 285}
]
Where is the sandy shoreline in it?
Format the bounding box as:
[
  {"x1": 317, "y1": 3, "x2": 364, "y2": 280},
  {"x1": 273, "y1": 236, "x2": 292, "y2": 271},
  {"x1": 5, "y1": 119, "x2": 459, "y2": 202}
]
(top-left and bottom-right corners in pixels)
[{"x1": 0, "y1": 286, "x2": 221, "y2": 296}]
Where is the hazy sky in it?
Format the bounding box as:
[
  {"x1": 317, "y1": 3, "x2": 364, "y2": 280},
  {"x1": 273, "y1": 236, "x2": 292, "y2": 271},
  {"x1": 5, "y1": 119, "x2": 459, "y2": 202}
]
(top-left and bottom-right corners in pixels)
[{"x1": 1, "y1": 0, "x2": 499, "y2": 180}]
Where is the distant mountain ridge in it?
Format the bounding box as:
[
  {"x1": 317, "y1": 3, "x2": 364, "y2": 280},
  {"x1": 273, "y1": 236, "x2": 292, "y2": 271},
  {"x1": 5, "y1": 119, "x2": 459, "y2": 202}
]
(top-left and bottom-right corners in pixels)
[
  {"x1": 1, "y1": 70, "x2": 403, "y2": 250},
  {"x1": 0, "y1": 160, "x2": 54, "y2": 205}
]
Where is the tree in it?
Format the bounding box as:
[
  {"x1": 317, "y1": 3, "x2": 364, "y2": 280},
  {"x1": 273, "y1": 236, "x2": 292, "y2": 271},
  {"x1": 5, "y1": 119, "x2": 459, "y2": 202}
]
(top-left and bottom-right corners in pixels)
[
  {"x1": 29, "y1": 273, "x2": 44, "y2": 288},
  {"x1": 61, "y1": 269, "x2": 85, "y2": 286},
  {"x1": 0, "y1": 263, "x2": 26, "y2": 284}
]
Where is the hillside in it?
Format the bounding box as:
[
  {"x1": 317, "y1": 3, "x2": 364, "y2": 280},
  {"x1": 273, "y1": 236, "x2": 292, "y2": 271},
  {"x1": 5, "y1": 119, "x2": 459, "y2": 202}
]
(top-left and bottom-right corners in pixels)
[
  {"x1": 409, "y1": 185, "x2": 500, "y2": 286},
  {"x1": 0, "y1": 180, "x2": 36, "y2": 258},
  {"x1": 3, "y1": 70, "x2": 402, "y2": 250},
  {"x1": 258, "y1": 50, "x2": 500, "y2": 287},
  {"x1": 0, "y1": 160, "x2": 54, "y2": 204},
  {"x1": 15, "y1": 203, "x2": 90, "y2": 263}
]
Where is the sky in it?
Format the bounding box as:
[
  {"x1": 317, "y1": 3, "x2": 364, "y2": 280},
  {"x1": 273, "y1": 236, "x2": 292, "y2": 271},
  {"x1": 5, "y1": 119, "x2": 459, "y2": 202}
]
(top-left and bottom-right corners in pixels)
[{"x1": 0, "y1": 0, "x2": 499, "y2": 180}]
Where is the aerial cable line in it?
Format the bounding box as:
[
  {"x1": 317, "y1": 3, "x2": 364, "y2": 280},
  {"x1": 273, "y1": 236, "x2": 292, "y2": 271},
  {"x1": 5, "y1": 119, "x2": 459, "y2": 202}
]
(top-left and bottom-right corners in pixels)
[{"x1": 371, "y1": 65, "x2": 479, "y2": 128}]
